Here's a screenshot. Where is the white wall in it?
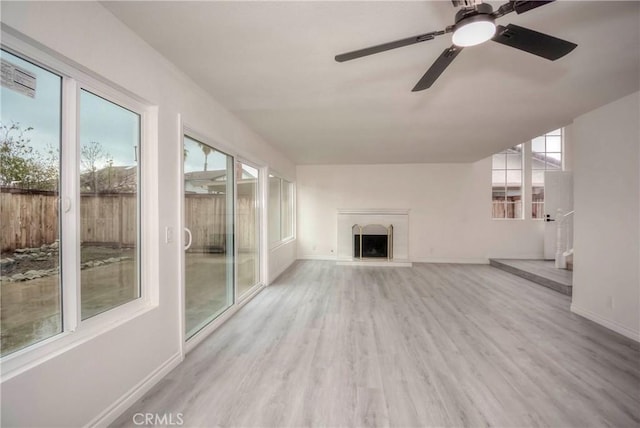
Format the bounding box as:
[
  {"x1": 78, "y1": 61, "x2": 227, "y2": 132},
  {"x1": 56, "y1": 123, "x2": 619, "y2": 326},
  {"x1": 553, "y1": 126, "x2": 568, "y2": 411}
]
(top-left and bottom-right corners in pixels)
[
  {"x1": 0, "y1": 2, "x2": 296, "y2": 427},
  {"x1": 269, "y1": 241, "x2": 297, "y2": 283},
  {"x1": 297, "y1": 161, "x2": 544, "y2": 263},
  {"x1": 570, "y1": 91, "x2": 640, "y2": 341}
]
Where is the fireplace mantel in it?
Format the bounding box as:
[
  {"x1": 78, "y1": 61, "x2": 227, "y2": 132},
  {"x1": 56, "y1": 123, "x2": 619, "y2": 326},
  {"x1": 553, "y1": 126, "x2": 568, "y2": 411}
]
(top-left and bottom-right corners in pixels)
[
  {"x1": 337, "y1": 208, "x2": 410, "y2": 215},
  {"x1": 337, "y1": 209, "x2": 411, "y2": 267}
]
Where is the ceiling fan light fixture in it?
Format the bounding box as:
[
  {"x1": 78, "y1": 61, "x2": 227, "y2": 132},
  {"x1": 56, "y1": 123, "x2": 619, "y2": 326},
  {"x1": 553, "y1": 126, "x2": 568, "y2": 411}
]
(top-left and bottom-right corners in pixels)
[
  {"x1": 334, "y1": 1, "x2": 577, "y2": 92},
  {"x1": 452, "y1": 15, "x2": 496, "y2": 47}
]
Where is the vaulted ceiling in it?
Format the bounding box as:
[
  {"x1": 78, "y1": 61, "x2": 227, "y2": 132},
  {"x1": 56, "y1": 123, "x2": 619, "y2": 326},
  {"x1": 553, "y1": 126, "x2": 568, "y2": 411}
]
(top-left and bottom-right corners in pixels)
[{"x1": 103, "y1": 1, "x2": 640, "y2": 164}]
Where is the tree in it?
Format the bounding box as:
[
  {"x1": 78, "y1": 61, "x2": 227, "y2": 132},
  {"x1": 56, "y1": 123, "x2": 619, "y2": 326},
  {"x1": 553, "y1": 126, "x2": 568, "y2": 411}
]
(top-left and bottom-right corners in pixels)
[
  {"x1": 80, "y1": 141, "x2": 135, "y2": 193},
  {"x1": 201, "y1": 144, "x2": 211, "y2": 171},
  {"x1": 0, "y1": 122, "x2": 58, "y2": 190},
  {"x1": 81, "y1": 141, "x2": 113, "y2": 193},
  {"x1": 0, "y1": 124, "x2": 131, "y2": 193}
]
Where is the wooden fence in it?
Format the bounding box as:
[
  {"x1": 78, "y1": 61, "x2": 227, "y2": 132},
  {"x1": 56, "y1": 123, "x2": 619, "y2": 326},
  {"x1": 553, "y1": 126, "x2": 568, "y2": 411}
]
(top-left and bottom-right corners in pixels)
[
  {"x1": 1, "y1": 188, "x2": 257, "y2": 253},
  {"x1": 1, "y1": 188, "x2": 59, "y2": 252},
  {"x1": 491, "y1": 195, "x2": 545, "y2": 219},
  {"x1": 183, "y1": 194, "x2": 257, "y2": 252},
  {"x1": 81, "y1": 193, "x2": 137, "y2": 247}
]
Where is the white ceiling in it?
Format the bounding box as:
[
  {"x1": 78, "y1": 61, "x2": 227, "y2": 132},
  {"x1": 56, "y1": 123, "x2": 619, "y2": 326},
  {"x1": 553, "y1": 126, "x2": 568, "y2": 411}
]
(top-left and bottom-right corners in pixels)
[{"x1": 103, "y1": 1, "x2": 640, "y2": 164}]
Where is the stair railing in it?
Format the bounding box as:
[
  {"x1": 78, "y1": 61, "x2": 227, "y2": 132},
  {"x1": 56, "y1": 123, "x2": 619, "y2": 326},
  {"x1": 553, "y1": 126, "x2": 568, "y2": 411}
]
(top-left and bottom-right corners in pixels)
[{"x1": 555, "y1": 209, "x2": 575, "y2": 269}]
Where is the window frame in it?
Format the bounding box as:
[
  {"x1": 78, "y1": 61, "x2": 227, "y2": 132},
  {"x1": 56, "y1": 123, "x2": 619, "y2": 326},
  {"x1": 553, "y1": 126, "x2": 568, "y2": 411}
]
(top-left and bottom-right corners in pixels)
[
  {"x1": 1, "y1": 30, "x2": 159, "y2": 379},
  {"x1": 75, "y1": 85, "x2": 144, "y2": 322},
  {"x1": 268, "y1": 172, "x2": 296, "y2": 248},
  {"x1": 268, "y1": 174, "x2": 282, "y2": 246},
  {"x1": 280, "y1": 178, "x2": 295, "y2": 241},
  {"x1": 491, "y1": 144, "x2": 524, "y2": 220},
  {"x1": 182, "y1": 132, "x2": 236, "y2": 340},
  {"x1": 180, "y1": 125, "x2": 272, "y2": 353},
  {"x1": 531, "y1": 128, "x2": 564, "y2": 220},
  {"x1": 235, "y1": 157, "x2": 263, "y2": 301}
]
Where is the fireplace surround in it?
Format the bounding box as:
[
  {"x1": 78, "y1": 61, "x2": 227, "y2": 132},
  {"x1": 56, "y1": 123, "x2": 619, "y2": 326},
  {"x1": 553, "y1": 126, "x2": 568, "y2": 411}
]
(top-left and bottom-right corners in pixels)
[{"x1": 337, "y1": 209, "x2": 411, "y2": 266}]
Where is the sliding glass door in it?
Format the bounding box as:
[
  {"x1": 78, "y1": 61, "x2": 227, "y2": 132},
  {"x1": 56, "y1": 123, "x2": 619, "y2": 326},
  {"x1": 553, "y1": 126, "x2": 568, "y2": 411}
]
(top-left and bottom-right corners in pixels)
[
  {"x1": 183, "y1": 136, "x2": 234, "y2": 339},
  {"x1": 236, "y1": 161, "x2": 260, "y2": 298}
]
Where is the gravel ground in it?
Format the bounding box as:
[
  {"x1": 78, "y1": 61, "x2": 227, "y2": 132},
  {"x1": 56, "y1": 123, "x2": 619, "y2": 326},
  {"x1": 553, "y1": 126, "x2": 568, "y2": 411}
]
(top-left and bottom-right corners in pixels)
[{"x1": 1, "y1": 245, "x2": 134, "y2": 277}]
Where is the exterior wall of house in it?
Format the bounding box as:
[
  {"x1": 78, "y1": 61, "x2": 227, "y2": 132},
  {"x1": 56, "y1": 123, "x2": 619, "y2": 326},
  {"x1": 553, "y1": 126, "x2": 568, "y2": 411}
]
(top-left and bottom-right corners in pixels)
[
  {"x1": 0, "y1": 2, "x2": 296, "y2": 427},
  {"x1": 297, "y1": 160, "x2": 545, "y2": 264},
  {"x1": 570, "y1": 91, "x2": 639, "y2": 341}
]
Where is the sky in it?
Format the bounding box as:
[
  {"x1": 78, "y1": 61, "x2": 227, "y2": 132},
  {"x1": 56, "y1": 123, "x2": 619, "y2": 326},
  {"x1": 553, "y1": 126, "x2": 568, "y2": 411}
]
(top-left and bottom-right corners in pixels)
[
  {"x1": 1, "y1": 49, "x2": 139, "y2": 170},
  {"x1": 1, "y1": 49, "x2": 242, "y2": 177},
  {"x1": 80, "y1": 89, "x2": 139, "y2": 168},
  {"x1": 1, "y1": 50, "x2": 61, "y2": 157},
  {"x1": 184, "y1": 135, "x2": 228, "y2": 174}
]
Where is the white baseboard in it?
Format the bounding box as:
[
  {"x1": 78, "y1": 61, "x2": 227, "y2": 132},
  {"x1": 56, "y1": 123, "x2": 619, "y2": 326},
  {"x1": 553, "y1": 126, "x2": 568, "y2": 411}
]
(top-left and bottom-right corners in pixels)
[
  {"x1": 298, "y1": 254, "x2": 337, "y2": 261},
  {"x1": 411, "y1": 257, "x2": 489, "y2": 265},
  {"x1": 570, "y1": 304, "x2": 640, "y2": 343},
  {"x1": 336, "y1": 259, "x2": 412, "y2": 267},
  {"x1": 299, "y1": 255, "x2": 489, "y2": 265},
  {"x1": 87, "y1": 351, "x2": 183, "y2": 428}
]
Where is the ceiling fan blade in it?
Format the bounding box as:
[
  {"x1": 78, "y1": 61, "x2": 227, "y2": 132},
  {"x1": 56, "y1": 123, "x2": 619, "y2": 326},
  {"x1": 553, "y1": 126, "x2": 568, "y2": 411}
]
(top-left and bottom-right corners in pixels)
[
  {"x1": 335, "y1": 30, "x2": 446, "y2": 62},
  {"x1": 412, "y1": 45, "x2": 462, "y2": 92},
  {"x1": 513, "y1": 0, "x2": 555, "y2": 15},
  {"x1": 492, "y1": 24, "x2": 577, "y2": 60}
]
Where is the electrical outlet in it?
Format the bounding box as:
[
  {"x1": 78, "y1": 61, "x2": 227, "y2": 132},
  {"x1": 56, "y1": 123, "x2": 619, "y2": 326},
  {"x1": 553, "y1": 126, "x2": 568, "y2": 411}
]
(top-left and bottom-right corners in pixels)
[{"x1": 165, "y1": 226, "x2": 174, "y2": 244}]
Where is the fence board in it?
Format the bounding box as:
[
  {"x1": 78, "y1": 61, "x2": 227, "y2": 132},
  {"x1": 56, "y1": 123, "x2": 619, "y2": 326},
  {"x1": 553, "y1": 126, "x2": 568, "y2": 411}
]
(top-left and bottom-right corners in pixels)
[
  {"x1": 1, "y1": 189, "x2": 59, "y2": 252},
  {"x1": 2, "y1": 188, "x2": 257, "y2": 253}
]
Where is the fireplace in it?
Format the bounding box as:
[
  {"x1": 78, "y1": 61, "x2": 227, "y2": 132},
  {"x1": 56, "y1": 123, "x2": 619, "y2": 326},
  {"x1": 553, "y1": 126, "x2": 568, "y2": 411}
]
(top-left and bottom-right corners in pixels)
[
  {"x1": 352, "y1": 224, "x2": 393, "y2": 260},
  {"x1": 337, "y1": 209, "x2": 409, "y2": 266}
]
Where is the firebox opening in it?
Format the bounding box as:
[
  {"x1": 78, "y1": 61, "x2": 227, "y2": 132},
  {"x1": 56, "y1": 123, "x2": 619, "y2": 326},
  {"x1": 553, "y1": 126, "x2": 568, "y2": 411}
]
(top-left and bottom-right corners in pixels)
[{"x1": 354, "y1": 235, "x2": 388, "y2": 258}]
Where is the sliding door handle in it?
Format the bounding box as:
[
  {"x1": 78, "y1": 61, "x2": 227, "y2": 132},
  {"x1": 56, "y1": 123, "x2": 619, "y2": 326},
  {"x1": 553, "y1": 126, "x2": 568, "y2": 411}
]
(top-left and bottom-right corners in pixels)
[{"x1": 184, "y1": 227, "x2": 193, "y2": 251}]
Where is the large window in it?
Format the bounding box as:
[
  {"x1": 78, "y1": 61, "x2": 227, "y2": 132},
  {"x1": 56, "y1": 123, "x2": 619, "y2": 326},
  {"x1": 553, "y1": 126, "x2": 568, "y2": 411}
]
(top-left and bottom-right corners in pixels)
[
  {"x1": 1, "y1": 50, "x2": 62, "y2": 356},
  {"x1": 281, "y1": 179, "x2": 293, "y2": 240},
  {"x1": 492, "y1": 144, "x2": 523, "y2": 219},
  {"x1": 183, "y1": 136, "x2": 234, "y2": 339},
  {"x1": 489, "y1": 129, "x2": 564, "y2": 220},
  {"x1": 237, "y1": 161, "x2": 260, "y2": 298},
  {"x1": 532, "y1": 128, "x2": 563, "y2": 219},
  {"x1": 0, "y1": 48, "x2": 146, "y2": 358},
  {"x1": 79, "y1": 90, "x2": 140, "y2": 320},
  {"x1": 268, "y1": 175, "x2": 294, "y2": 245}
]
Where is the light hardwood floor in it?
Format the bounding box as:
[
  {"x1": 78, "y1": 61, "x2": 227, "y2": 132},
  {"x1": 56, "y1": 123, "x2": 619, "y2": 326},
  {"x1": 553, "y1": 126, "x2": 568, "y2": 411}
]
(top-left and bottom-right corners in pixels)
[
  {"x1": 112, "y1": 261, "x2": 640, "y2": 427},
  {"x1": 490, "y1": 259, "x2": 573, "y2": 286}
]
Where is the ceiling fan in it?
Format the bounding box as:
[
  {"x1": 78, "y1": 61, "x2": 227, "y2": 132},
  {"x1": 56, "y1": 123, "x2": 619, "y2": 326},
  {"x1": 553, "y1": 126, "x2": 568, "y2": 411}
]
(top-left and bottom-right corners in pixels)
[{"x1": 334, "y1": 0, "x2": 577, "y2": 92}]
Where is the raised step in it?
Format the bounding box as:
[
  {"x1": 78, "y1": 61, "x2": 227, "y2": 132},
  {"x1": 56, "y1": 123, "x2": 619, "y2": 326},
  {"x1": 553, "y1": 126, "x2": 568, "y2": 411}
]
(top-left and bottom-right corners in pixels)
[
  {"x1": 489, "y1": 259, "x2": 573, "y2": 296},
  {"x1": 565, "y1": 252, "x2": 574, "y2": 271}
]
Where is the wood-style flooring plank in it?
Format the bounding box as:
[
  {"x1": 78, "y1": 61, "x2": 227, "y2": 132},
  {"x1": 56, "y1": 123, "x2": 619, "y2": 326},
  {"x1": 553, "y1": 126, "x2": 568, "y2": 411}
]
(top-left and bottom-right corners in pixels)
[{"x1": 111, "y1": 261, "x2": 640, "y2": 428}]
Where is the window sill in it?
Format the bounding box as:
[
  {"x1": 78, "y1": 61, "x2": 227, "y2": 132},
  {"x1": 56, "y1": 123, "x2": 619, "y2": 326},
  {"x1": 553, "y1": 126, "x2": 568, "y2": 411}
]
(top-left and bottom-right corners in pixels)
[
  {"x1": 269, "y1": 237, "x2": 296, "y2": 251},
  {"x1": 0, "y1": 298, "x2": 157, "y2": 382}
]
